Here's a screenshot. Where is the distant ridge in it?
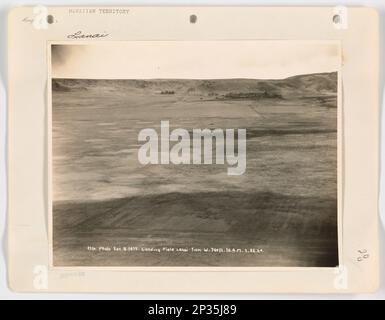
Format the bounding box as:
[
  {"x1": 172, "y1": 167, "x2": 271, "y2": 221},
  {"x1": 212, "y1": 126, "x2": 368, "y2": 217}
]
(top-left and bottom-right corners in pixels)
[{"x1": 52, "y1": 72, "x2": 337, "y2": 99}]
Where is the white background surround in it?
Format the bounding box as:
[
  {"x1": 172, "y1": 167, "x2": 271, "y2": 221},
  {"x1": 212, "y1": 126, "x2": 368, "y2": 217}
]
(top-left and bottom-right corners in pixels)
[{"x1": 0, "y1": 0, "x2": 384, "y2": 300}]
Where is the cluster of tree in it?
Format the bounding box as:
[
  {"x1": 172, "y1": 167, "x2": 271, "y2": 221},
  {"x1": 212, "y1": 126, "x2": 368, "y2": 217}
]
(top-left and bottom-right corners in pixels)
[{"x1": 223, "y1": 91, "x2": 282, "y2": 99}]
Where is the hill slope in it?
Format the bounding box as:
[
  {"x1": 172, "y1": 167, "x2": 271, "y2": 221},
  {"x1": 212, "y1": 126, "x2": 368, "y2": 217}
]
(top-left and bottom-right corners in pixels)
[{"x1": 52, "y1": 72, "x2": 337, "y2": 100}]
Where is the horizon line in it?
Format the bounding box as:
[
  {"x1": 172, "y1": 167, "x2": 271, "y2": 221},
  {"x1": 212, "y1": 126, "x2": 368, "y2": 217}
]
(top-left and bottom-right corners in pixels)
[{"x1": 51, "y1": 71, "x2": 338, "y2": 82}]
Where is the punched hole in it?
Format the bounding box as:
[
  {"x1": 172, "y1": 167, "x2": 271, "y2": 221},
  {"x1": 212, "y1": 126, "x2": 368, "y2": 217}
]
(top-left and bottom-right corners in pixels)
[
  {"x1": 333, "y1": 14, "x2": 341, "y2": 24},
  {"x1": 189, "y1": 14, "x2": 197, "y2": 24},
  {"x1": 47, "y1": 14, "x2": 54, "y2": 24}
]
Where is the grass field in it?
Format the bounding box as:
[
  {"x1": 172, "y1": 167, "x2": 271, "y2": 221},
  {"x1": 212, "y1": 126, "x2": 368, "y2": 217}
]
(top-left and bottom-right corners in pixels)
[{"x1": 52, "y1": 74, "x2": 338, "y2": 267}]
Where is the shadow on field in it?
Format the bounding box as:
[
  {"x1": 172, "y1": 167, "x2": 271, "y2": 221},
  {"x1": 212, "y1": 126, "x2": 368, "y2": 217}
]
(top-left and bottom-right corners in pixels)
[{"x1": 53, "y1": 191, "x2": 338, "y2": 267}]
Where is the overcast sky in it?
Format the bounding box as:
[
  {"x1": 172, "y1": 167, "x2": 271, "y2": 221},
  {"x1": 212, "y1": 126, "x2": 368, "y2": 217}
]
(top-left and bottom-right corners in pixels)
[{"x1": 51, "y1": 41, "x2": 340, "y2": 79}]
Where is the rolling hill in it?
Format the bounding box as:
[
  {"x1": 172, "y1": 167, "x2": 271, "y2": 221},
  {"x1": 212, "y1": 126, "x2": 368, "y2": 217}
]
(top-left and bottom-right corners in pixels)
[{"x1": 52, "y1": 72, "x2": 337, "y2": 100}]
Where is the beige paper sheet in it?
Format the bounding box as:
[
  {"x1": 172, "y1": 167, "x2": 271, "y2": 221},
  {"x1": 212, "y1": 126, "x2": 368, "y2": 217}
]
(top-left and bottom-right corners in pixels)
[{"x1": 7, "y1": 6, "x2": 379, "y2": 293}]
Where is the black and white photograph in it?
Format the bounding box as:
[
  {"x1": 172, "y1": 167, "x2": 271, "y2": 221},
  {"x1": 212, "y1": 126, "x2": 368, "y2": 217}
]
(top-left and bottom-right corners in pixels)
[{"x1": 50, "y1": 41, "x2": 340, "y2": 267}]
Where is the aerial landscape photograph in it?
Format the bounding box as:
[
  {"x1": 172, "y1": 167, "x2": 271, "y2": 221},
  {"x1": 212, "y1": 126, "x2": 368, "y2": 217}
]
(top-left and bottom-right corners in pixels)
[{"x1": 51, "y1": 42, "x2": 339, "y2": 267}]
